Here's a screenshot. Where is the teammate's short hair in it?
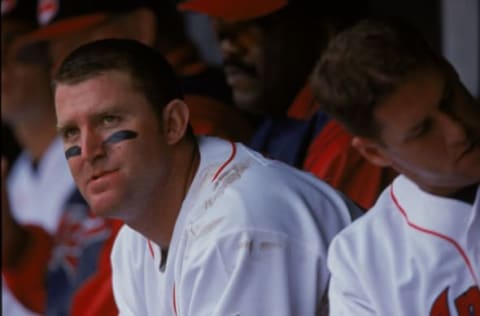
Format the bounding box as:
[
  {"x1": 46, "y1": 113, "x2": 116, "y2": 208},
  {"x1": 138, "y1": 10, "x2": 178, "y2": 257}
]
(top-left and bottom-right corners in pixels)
[
  {"x1": 311, "y1": 18, "x2": 453, "y2": 139},
  {"x1": 54, "y1": 38, "x2": 184, "y2": 124}
]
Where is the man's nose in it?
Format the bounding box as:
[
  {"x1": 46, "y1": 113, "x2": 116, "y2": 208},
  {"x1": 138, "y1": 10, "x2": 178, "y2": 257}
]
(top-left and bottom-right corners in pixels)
[
  {"x1": 81, "y1": 129, "x2": 106, "y2": 162},
  {"x1": 219, "y1": 37, "x2": 244, "y2": 59}
]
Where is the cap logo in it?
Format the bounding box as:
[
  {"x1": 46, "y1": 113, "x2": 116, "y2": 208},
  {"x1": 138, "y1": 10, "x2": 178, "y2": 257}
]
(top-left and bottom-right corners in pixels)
[
  {"x1": 1, "y1": 0, "x2": 17, "y2": 15},
  {"x1": 38, "y1": 0, "x2": 58, "y2": 25}
]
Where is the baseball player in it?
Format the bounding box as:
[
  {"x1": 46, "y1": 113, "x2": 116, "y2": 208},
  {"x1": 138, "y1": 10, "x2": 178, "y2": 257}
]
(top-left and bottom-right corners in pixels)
[
  {"x1": 18, "y1": 0, "x2": 254, "y2": 143},
  {"x1": 53, "y1": 38, "x2": 364, "y2": 315},
  {"x1": 311, "y1": 19, "x2": 480, "y2": 315},
  {"x1": 1, "y1": 1, "x2": 119, "y2": 315},
  {"x1": 179, "y1": 0, "x2": 397, "y2": 209}
]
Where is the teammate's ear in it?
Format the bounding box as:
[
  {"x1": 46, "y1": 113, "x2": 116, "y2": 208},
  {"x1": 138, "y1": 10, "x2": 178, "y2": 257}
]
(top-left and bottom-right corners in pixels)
[
  {"x1": 162, "y1": 99, "x2": 190, "y2": 145},
  {"x1": 352, "y1": 136, "x2": 391, "y2": 167}
]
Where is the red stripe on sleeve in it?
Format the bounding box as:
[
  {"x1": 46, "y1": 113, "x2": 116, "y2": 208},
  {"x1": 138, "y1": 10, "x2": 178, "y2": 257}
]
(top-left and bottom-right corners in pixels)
[
  {"x1": 390, "y1": 186, "x2": 479, "y2": 285},
  {"x1": 147, "y1": 240, "x2": 155, "y2": 258},
  {"x1": 211, "y1": 142, "x2": 236, "y2": 182}
]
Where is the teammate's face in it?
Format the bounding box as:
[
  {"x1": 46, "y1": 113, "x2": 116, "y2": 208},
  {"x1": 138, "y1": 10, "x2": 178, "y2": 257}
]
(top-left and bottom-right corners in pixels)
[
  {"x1": 1, "y1": 20, "x2": 51, "y2": 123},
  {"x1": 55, "y1": 70, "x2": 172, "y2": 219},
  {"x1": 370, "y1": 66, "x2": 480, "y2": 195},
  {"x1": 214, "y1": 19, "x2": 264, "y2": 114}
]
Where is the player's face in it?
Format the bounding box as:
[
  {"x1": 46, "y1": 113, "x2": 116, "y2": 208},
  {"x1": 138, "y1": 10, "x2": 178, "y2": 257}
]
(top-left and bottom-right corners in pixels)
[
  {"x1": 214, "y1": 19, "x2": 264, "y2": 114},
  {"x1": 55, "y1": 70, "x2": 172, "y2": 219},
  {"x1": 372, "y1": 66, "x2": 480, "y2": 195},
  {"x1": 1, "y1": 20, "x2": 51, "y2": 123}
]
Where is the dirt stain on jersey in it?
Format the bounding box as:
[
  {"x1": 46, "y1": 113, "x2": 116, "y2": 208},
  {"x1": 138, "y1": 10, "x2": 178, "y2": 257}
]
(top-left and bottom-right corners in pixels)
[
  {"x1": 203, "y1": 162, "x2": 249, "y2": 210},
  {"x1": 189, "y1": 216, "x2": 225, "y2": 239}
]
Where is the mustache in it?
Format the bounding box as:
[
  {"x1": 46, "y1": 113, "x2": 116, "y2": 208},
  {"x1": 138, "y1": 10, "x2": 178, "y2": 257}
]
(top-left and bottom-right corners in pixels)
[{"x1": 223, "y1": 58, "x2": 258, "y2": 77}]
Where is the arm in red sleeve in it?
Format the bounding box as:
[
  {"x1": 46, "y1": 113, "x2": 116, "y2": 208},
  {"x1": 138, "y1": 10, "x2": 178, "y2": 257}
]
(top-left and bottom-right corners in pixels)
[
  {"x1": 70, "y1": 219, "x2": 123, "y2": 316},
  {"x1": 3, "y1": 225, "x2": 53, "y2": 313},
  {"x1": 303, "y1": 121, "x2": 397, "y2": 209}
]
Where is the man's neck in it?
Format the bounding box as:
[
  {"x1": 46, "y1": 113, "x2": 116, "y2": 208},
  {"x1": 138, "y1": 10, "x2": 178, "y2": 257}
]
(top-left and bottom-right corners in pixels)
[
  {"x1": 126, "y1": 139, "x2": 200, "y2": 248},
  {"x1": 451, "y1": 184, "x2": 479, "y2": 205}
]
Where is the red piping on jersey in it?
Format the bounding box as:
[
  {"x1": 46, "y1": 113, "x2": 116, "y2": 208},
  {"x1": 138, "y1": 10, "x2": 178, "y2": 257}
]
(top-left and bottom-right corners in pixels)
[
  {"x1": 173, "y1": 283, "x2": 178, "y2": 316},
  {"x1": 147, "y1": 240, "x2": 154, "y2": 258},
  {"x1": 390, "y1": 185, "x2": 479, "y2": 285},
  {"x1": 212, "y1": 142, "x2": 237, "y2": 182},
  {"x1": 147, "y1": 141, "x2": 237, "y2": 316}
]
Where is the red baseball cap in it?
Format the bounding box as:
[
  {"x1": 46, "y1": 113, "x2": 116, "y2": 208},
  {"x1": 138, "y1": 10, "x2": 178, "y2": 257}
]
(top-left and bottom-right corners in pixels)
[
  {"x1": 178, "y1": 0, "x2": 288, "y2": 22},
  {"x1": 19, "y1": 0, "x2": 167, "y2": 43}
]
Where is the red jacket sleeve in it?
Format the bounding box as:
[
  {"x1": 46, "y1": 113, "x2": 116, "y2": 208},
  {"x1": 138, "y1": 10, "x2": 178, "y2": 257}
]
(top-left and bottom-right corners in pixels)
[
  {"x1": 185, "y1": 94, "x2": 254, "y2": 143},
  {"x1": 303, "y1": 120, "x2": 397, "y2": 209},
  {"x1": 3, "y1": 225, "x2": 53, "y2": 313},
  {"x1": 70, "y1": 219, "x2": 123, "y2": 316}
]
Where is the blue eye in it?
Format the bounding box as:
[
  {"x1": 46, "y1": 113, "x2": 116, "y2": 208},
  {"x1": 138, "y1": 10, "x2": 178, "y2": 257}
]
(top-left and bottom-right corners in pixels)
[{"x1": 103, "y1": 115, "x2": 118, "y2": 125}]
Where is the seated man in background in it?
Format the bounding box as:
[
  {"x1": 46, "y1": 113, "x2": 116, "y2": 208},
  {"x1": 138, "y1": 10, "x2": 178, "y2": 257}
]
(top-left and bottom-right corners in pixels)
[
  {"x1": 54, "y1": 38, "x2": 364, "y2": 315},
  {"x1": 180, "y1": 0, "x2": 396, "y2": 209},
  {"x1": 17, "y1": 0, "x2": 254, "y2": 142},
  {"x1": 312, "y1": 18, "x2": 480, "y2": 315},
  {"x1": 1, "y1": 0, "x2": 120, "y2": 315}
]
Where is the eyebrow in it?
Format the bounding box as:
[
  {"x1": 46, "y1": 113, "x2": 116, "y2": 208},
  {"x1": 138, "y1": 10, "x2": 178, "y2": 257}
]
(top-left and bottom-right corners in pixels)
[{"x1": 56, "y1": 123, "x2": 70, "y2": 133}]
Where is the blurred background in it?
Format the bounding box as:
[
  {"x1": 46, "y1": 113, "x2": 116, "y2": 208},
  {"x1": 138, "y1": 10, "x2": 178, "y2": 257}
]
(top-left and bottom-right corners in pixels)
[
  {"x1": 4, "y1": 0, "x2": 479, "y2": 165},
  {"x1": 184, "y1": 0, "x2": 478, "y2": 96}
]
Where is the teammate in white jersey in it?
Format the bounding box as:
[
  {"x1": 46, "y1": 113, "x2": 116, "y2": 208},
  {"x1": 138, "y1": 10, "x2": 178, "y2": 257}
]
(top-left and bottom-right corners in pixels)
[
  {"x1": 2, "y1": 2, "x2": 72, "y2": 314},
  {"x1": 311, "y1": 19, "x2": 480, "y2": 315},
  {"x1": 53, "y1": 38, "x2": 364, "y2": 315}
]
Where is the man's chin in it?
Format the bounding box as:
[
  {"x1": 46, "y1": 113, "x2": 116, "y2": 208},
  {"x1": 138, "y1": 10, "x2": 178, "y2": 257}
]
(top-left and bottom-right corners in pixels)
[
  {"x1": 88, "y1": 197, "x2": 119, "y2": 218},
  {"x1": 233, "y1": 91, "x2": 261, "y2": 114}
]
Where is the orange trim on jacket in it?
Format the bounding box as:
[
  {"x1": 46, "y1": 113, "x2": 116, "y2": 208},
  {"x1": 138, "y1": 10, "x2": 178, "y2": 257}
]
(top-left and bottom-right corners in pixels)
[
  {"x1": 166, "y1": 45, "x2": 255, "y2": 143},
  {"x1": 3, "y1": 220, "x2": 123, "y2": 316},
  {"x1": 303, "y1": 120, "x2": 397, "y2": 209},
  {"x1": 184, "y1": 95, "x2": 254, "y2": 142},
  {"x1": 3, "y1": 225, "x2": 53, "y2": 313},
  {"x1": 287, "y1": 84, "x2": 320, "y2": 120}
]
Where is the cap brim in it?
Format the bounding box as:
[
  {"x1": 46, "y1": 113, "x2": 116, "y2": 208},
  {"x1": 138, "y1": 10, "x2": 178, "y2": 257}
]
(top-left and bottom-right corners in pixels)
[
  {"x1": 21, "y1": 13, "x2": 107, "y2": 44},
  {"x1": 178, "y1": 0, "x2": 287, "y2": 22}
]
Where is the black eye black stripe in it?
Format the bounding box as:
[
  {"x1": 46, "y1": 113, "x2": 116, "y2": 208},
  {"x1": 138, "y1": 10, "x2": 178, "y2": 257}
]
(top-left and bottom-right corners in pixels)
[
  {"x1": 65, "y1": 146, "x2": 81, "y2": 159},
  {"x1": 103, "y1": 130, "x2": 138, "y2": 145},
  {"x1": 64, "y1": 130, "x2": 138, "y2": 159}
]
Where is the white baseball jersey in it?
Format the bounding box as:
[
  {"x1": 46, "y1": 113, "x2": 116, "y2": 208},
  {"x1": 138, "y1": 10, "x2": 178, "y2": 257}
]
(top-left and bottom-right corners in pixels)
[
  {"x1": 2, "y1": 279, "x2": 38, "y2": 316},
  {"x1": 7, "y1": 137, "x2": 75, "y2": 233},
  {"x1": 111, "y1": 136, "x2": 363, "y2": 316},
  {"x1": 327, "y1": 175, "x2": 480, "y2": 315}
]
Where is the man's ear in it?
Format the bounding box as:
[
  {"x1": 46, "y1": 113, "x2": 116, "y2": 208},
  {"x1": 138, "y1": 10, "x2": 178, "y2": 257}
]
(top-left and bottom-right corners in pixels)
[
  {"x1": 162, "y1": 99, "x2": 190, "y2": 145},
  {"x1": 123, "y1": 8, "x2": 157, "y2": 46},
  {"x1": 351, "y1": 136, "x2": 392, "y2": 167}
]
